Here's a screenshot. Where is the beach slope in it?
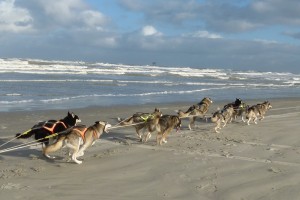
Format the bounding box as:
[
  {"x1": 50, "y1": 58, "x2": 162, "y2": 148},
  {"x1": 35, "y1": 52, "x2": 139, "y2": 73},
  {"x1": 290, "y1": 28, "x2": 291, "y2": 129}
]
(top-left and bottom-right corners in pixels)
[{"x1": 0, "y1": 99, "x2": 300, "y2": 200}]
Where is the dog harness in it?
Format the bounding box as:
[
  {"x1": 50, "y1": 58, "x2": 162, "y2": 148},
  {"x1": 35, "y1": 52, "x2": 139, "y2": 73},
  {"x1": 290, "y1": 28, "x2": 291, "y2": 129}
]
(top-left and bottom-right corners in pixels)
[
  {"x1": 139, "y1": 114, "x2": 153, "y2": 122},
  {"x1": 42, "y1": 121, "x2": 67, "y2": 134},
  {"x1": 73, "y1": 127, "x2": 98, "y2": 142}
]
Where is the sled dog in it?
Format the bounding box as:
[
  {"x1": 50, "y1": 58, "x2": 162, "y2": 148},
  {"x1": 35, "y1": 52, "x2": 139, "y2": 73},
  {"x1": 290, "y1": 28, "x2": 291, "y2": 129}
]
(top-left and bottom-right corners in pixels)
[
  {"x1": 117, "y1": 108, "x2": 162, "y2": 141},
  {"x1": 16, "y1": 112, "x2": 81, "y2": 146},
  {"x1": 43, "y1": 121, "x2": 111, "y2": 164},
  {"x1": 143, "y1": 115, "x2": 181, "y2": 145},
  {"x1": 246, "y1": 101, "x2": 272, "y2": 125},
  {"x1": 177, "y1": 97, "x2": 213, "y2": 130}
]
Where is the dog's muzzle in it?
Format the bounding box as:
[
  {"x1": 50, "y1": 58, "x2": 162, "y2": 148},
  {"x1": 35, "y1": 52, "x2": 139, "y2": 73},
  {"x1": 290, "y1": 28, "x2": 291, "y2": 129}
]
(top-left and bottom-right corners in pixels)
[{"x1": 104, "y1": 123, "x2": 112, "y2": 133}]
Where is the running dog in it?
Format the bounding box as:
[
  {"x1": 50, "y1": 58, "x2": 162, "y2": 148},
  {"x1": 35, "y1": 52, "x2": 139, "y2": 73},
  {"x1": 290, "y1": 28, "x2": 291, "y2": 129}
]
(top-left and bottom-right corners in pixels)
[
  {"x1": 177, "y1": 97, "x2": 213, "y2": 130},
  {"x1": 43, "y1": 121, "x2": 111, "y2": 164},
  {"x1": 143, "y1": 115, "x2": 181, "y2": 145},
  {"x1": 246, "y1": 101, "x2": 272, "y2": 125},
  {"x1": 207, "y1": 106, "x2": 235, "y2": 133},
  {"x1": 16, "y1": 112, "x2": 81, "y2": 146},
  {"x1": 224, "y1": 98, "x2": 249, "y2": 122},
  {"x1": 117, "y1": 108, "x2": 162, "y2": 141}
]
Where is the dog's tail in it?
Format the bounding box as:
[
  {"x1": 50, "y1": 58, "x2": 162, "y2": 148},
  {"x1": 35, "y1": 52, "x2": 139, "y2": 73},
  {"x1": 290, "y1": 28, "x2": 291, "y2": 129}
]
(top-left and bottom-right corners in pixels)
[
  {"x1": 15, "y1": 129, "x2": 35, "y2": 139},
  {"x1": 118, "y1": 116, "x2": 134, "y2": 125},
  {"x1": 43, "y1": 135, "x2": 67, "y2": 158},
  {"x1": 177, "y1": 110, "x2": 191, "y2": 118}
]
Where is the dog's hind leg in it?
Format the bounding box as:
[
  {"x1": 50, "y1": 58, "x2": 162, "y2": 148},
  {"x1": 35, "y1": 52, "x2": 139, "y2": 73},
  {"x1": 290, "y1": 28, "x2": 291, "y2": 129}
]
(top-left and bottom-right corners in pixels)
[
  {"x1": 247, "y1": 117, "x2": 251, "y2": 125},
  {"x1": 77, "y1": 139, "x2": 93, "y2": 160},
  {"x1": 43, "y1": 136, "x2": 66, "y2": 159},
  {"x1": 135, "y1": 127, "x2": 143, "y2": 141},
  {"x1": 142, "y1": 131, "x2": 152, "y2": 143},
  {"x1": 77, "y1": 139, "x2": 86, "y2": 157},
  {"x1": 188, "y1": 117, "x2": 196, "y2": 130},
  {"x1": 156, "y1": 133, "x2": 163, "y2": 145},
  {"x1": 253, "y1": 116, "x2": 258, "y2": 124},
  {"x1": 214, "y1": 120, "x2": 221, "y2": 133},
  {"x1": 71, "y1": 144, "x2": 82, "y2": 164},
  {"x1": 160, "y1": 129, "x2": 172, "y2": 145},
  {"x1": 222, "y1": 120, "x2": 227, "y2": 127},
  {"x1": 65, "y1": 139, "x2": 82, "y2": 164},
  {"x1": 241, "y1": 115, "x2": 246, "y2": 123}
]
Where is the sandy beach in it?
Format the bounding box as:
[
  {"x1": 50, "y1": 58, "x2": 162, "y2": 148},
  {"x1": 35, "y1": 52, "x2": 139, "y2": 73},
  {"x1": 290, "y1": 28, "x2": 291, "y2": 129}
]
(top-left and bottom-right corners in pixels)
[{"x1": 1, "y1": 98, "x2": 300, "y2": 200}]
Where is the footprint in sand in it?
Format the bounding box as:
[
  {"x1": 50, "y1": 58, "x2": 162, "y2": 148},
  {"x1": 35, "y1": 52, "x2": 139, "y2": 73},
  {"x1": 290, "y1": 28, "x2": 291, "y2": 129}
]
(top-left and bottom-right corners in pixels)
[{"x1": 1, "y1": 183, "x2": 29, "y2": 190}]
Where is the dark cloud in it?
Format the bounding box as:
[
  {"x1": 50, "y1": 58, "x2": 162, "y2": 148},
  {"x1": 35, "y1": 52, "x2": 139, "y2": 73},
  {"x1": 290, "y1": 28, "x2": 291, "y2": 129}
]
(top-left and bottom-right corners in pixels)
[
  {"x1": 283, "y1": 31, "x2": 300, "y2": 40},
  {"x1": 119, "y1": 0, "x2": 300, "y2": 33}
]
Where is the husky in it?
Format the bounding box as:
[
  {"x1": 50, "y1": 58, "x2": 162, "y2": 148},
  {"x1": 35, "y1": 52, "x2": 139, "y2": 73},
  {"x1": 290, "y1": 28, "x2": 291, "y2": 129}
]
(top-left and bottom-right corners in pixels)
[
  {"x1": 246, "y1": 101, "x2": 272, "y2": 125},
  {"x1": 177, "y1": 97, "x2": 213, "y2": 130},
  {"x1": 117, "y1": 108, "x2": 162, "y2": 141},
  {"x1": 16, "y1": 112, "x2": 81, "y2": 146},
  {"x1": 43, "y1": 121, "x2": 111, "y2": 164},
  {"x1": 224, "y1": 98, "x2": 249, "y2": 122},
  {"x1": 207, "y1": 106, "x2": 235, "y2": 133},
  {"x1": 143, "y1": 115, "x2": 181, "y2": 145}
]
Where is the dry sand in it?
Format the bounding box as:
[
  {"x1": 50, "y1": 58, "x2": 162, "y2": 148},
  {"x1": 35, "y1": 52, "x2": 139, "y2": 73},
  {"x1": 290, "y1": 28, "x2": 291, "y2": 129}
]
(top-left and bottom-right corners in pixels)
[{"x1": 0, "y1": 98, "x2": 300, "y2": 200}]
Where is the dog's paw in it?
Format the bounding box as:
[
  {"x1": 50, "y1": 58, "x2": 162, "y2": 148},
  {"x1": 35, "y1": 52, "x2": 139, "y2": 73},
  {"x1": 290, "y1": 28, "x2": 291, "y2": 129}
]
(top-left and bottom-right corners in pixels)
[
  {"x1": 73, "y1": 159, "x2": 82, "y2": 164},
  {"x1": 44, "y1": 154, "x2": 55, "y2": 159},
  {"x1": 77, "y1": 152, "x2": 84, "y2": 157},
  {"x1": 75, "y1": 160, "x2": 82, "y2": 164},
  {"x1": 117, "y1": 117, "x2": 122, "y2": 122}
]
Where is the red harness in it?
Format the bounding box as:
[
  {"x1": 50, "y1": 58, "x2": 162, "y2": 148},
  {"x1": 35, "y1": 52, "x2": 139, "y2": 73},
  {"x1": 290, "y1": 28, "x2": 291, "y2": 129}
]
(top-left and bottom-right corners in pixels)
[
  {"x1": 43, "y1": 121, "x2": 67, "y2": 134},
  {"x1": 73, "y1": 127, "x2": 98, "y2": 142}
]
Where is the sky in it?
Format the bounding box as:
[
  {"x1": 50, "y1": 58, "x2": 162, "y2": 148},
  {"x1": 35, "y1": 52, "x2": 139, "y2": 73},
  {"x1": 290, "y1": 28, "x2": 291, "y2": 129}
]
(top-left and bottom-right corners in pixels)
[{"x1": 1, "y1": 0, "x2": 300, "y2": 73}]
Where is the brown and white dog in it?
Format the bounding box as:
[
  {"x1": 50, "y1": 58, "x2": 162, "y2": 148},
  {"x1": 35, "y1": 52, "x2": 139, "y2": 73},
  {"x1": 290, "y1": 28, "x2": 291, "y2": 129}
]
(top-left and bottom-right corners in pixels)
[
  {"x1": 207, "y1": 106, "x2": 234, "y2": 133},
  {"x1": 143, "y1": 115, "x2": 181, "y2": 145},
  {"x1": 223, "y1": 98, "x2": 249, "y2": 122},
  {"x1": 117, "y1": 108, "x2": 162, "y2": 141},
  {"x1": 246, "y1": 101, "x2": 272, "y2": 125},
  {"x1": 177, "y1": 97, "x2": 213, "y2": 130},
  {"x1": 43, "y1": 121, "x2": 111, "y2": 164}
]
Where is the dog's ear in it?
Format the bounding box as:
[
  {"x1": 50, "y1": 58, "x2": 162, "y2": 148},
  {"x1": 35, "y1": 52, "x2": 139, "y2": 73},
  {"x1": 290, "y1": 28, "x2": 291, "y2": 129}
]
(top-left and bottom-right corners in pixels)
[
  {"x1": 95, "y1": 121, "x2": 100, "y2": 124},
  {"x1": 68, "y1": 111, "x2": 75, "y2": 118}
]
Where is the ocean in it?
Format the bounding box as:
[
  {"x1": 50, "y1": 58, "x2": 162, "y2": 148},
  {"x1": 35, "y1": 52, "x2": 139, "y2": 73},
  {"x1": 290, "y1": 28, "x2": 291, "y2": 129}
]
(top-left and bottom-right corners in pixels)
[{"x1": 1, "y1": 58, "x2": 300, "y2": 112}]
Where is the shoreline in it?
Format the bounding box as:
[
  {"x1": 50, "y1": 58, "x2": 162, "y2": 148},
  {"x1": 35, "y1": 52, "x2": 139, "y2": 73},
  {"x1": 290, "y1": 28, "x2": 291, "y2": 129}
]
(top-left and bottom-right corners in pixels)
[
  {"x1": 1, "y1": 97, "x2": 299, "y2": 138},
  {"x1": 1, "y1": 97, "x2": 300, "y2": 199}
]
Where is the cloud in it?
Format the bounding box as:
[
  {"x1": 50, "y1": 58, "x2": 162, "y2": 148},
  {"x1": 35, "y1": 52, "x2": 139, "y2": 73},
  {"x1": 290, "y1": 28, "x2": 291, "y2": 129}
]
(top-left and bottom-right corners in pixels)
[
  {"x1": 119, "y1": 0, "x2": 300, "y2": 34},
  {"x1": 141, "y1": 25, "x2": 162, "y2": 36},
  {"x1": 201, "y1": 0, "x2": 300, "y2": 33},
  {"x1": 0, "y1": 0, "x2": 33, "y2": 32},
  {"x1": 283, "y1": 31, "x2": 300, "y2": 40},
  {"x1": 119, "y1": 0, "x2": 200, "y2": 24},
  {"x1": 79, "y1": 10, "x2": 108, "y2": 30},
  {"x1": 1, "y1": 0, "x2": 300, "y2": 73},
  {"x1": 253, "y1": 38, "x2": 278, "y2": 44},
  {"x1": 12, "y1": 0, "x2": 110, "y2": 32},
  {"x1": 183, "y1": 30, "x2": 222, "y2": 39},
  {"x1": 37, "y1": 0, "x2": 109, "y2": 29}
]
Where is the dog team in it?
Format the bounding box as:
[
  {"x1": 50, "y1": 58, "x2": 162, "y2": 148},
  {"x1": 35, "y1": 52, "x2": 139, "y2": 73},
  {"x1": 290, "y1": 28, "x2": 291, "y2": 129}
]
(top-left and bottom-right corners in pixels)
[{"x1": 12, "y1": 98, "x2": 272, "y2": 164}]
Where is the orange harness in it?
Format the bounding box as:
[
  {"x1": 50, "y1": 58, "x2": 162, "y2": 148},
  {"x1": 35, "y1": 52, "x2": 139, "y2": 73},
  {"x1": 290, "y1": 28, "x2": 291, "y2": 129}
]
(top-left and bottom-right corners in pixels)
[
  {"x1": 73, "y1": 127, "x2": 98, "y2": 142},
  {"x1": 43, "y1": 121, "x2": 67, "y2": 134}
]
